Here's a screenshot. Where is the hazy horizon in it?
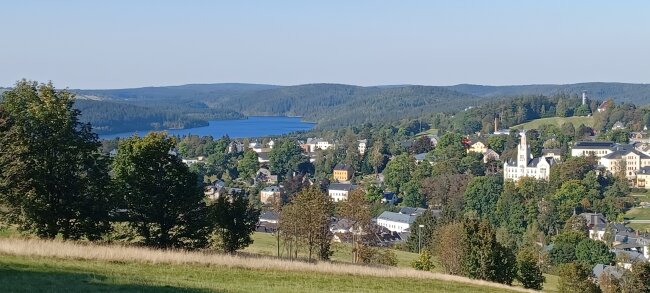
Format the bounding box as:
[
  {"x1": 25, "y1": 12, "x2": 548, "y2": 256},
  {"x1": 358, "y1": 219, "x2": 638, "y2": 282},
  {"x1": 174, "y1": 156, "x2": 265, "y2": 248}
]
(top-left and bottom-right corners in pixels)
[{"x1": 2, "y1": 1, "x2": 649, "y2": 88}]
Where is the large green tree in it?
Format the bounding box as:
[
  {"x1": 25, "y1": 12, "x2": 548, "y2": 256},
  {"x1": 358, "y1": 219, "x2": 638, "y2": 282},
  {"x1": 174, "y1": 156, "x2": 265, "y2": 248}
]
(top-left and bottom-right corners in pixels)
[
  {"x1": 464, "y1": 176, "x2": 504, "y2": 224},
  {"x1": 269, "y1": 139, "x2": 307, "y2": 179},
  {"x1": 112, "y1": 132, "x2": 209, "y2": 249},
  {"x1": 237, "y1": 149, "x2": 259, "y2": 180},
  {"x1": 211, "y1": 192, "x2": 260, "y2": 253},
  {"x1": 0, "y1": 81, "x2": 112, "y2": 240}
]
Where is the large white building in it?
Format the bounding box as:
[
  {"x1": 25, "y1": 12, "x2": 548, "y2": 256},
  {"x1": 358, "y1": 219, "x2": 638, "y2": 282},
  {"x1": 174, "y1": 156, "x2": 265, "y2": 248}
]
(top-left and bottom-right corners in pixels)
[{"x1": 503, "y1": 131, "x2": 555, "y2": 181}]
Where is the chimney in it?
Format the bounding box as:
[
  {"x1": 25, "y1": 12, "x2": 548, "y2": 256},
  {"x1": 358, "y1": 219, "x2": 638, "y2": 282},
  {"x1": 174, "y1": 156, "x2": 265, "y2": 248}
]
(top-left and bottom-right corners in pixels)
[
  {"x1": 494, "y1": 116, "x2": 498, "y2": 133},
  {"x1": 582, "y1": 91, "x2": 587, "y2": 105}
]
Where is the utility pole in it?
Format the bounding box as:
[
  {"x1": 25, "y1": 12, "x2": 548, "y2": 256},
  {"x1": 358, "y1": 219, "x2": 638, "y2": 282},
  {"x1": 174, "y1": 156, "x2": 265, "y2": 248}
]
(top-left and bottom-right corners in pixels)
[{"x1": 418, "y1": 224, "x2": 424, "y2": 254}]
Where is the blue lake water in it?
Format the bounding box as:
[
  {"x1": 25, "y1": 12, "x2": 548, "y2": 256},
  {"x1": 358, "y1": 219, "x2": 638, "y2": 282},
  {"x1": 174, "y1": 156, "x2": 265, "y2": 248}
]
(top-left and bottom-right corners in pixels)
[{"x1": 99, "y1": 116, "x2": 316, "y2": 140}]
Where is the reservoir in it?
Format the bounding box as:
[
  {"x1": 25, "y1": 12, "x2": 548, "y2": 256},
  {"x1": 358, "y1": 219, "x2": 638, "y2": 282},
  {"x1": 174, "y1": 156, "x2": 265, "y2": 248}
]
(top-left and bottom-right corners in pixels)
[{"x1": 99, "y1": 116, "x2": 315, "y2": 140}]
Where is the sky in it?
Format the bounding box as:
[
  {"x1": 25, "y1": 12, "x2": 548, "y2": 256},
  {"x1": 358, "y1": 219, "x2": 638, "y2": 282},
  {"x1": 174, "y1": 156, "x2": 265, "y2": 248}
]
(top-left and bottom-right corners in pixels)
[{"x1": 1, "y1": 1, "x2": 649, "y2": 89}]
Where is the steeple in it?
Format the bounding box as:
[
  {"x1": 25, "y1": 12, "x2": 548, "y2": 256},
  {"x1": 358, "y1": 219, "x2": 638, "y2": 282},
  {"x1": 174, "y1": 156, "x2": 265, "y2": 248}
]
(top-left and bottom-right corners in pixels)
[{"x1": 517, "y1": 130, "x2": 530, "y2": 167}]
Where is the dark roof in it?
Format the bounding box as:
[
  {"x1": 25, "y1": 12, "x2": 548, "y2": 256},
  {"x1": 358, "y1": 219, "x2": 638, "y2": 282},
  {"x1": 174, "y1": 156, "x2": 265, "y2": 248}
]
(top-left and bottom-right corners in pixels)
[
  {"x1": 542, "y1": 148, "x2": 561, "y2": 154},
  {"x1": 573, "y1": 141, "x2": 616, "y2": 149},
  {"x1": 383, "y1": 192, "x2": 396, "y2": 200},
  {"x1": 580, "y1": 213, "x2": 607, "y2": 229},
  {"x1": 399, "y1": 207, "x2": 427, "y2": 215},
  {"x1": 593, "y1": 264, "x2": 624, "y2": 280},
  {"x1": 602, "y1": 148, "x2": 650, "y2": 160},
  {"x1": 328, "y1": 183, "x2": 354, "y2": 191},
  {"x1": 259, "y1": 211, "x2": 279, "y2": 222},
  {"x1": 258, "y1": 152, "x2": 269, "y2": 161},
  {"x1": 334, "y1": 164, "x2": 353, "y2": 172}
]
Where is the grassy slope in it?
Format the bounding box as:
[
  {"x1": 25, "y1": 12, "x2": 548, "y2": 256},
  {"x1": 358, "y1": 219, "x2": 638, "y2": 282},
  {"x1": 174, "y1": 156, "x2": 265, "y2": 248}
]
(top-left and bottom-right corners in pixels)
[
  {"x1": 512, "y1": 116, "x2": 594, "y2": 130},
  {"x1": 0, "y1": 254, "x2": 524, "y2": 293},
  {"x1": 244, "y1": 232, "x2": 418, "y2": 268}
]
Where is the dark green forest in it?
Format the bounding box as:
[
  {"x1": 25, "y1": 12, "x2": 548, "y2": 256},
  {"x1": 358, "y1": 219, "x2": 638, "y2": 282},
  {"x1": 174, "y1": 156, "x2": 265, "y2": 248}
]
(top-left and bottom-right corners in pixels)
[{"x1": 54, "y1": 82, "x2": 650, "y2": 134}]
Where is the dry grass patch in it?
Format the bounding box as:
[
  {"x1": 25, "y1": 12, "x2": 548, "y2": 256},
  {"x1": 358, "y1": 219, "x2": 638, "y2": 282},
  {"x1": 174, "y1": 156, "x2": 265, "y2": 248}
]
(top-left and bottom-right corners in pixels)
[{"x1": 0, "y1": 237, "x2": 533, "y2": 292}]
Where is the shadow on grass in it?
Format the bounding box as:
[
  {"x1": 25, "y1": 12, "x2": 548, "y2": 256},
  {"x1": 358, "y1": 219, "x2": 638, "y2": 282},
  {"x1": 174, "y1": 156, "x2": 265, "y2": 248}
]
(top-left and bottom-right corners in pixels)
[{"x1": 0, "y1": 265, "x2": 217, "y2": 293}]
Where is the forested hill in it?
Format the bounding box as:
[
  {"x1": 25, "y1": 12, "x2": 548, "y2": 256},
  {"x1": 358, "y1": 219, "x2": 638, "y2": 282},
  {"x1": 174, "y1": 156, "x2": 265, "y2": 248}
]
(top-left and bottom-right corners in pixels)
[
  {"x1": 65, "y1": 82, "x2": 650, "y2": 134},
  {"x1": 72, "y1": 84, "x2": 489, "y2": 132},
  {"x1": 447, "y1": 82, "x2": 650, "y2": 105}
]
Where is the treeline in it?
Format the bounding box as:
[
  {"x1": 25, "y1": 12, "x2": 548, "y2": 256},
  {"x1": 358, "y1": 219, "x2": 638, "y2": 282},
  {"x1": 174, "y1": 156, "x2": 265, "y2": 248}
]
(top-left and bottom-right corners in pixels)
[
  {"x1": 0, "y1": 81, "x2": 258, "y2": 253},
  {"x1": 74, "y1": 99, "x2": 244, "y2": 134}
]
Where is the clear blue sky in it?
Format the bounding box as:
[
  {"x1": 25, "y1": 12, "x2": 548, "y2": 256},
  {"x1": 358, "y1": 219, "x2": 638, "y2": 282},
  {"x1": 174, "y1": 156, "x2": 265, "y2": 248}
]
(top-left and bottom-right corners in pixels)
[{"x1": 1, "y1": 1, "x2": 648, "y2": 88}]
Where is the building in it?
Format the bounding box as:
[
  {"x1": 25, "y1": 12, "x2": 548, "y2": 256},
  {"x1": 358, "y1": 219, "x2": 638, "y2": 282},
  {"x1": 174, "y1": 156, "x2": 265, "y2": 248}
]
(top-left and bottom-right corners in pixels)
[
  {"x1": 612, "y1": 121, "x2": 625, "y2": 130},
  {"x1": 483, "y1": 148, "x2": 500, "y2": 163},
  {"x1": 467, "y1": 140, "x2": 488, "y2": 154},
  {"x1": 637, "y1": 166, "x2": 650, "y2": 189},
  {"x1": 249, "y1": 142, "x2": 264, "y2": 153},
  {"x1": 376, "y1": 211, "x2": 417, "y2": 233},
  {"x1": 260, "y1": 186, "x2": 282, "y2": 204},
  {"x1": 541, "y1": 148, "x2": 562, "y2": 162},
  {"x1": 305, "y1": 138, "x2": 334, "y2": 152},
  {"x1": 358, "y1": 139, "x2": 368, "y2": 155},
  {"x1": 333, "y1": 164, "x2": 353, "y2": 182},
  {"x1": 571, "y1": 141, "x2": 616, "y2": 158},
  {"x1": 257, "y1": 152, "x2": 270, "y2": 164},
  {"x1": 503, "y1": 131, "x2": 555, "y2": 181},
  {"x1": 599, "y1": 148, "x2": 650, "y2": 179},
  {"x1": 328, "y1": 183, "x2": 355, "y2": 202}
]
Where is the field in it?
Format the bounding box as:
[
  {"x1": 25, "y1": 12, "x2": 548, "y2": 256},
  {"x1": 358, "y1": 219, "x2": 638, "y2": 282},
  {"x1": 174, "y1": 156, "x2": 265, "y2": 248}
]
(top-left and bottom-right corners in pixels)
[
  {"x1": 512, "y1": 116, "x2": 595, "y2": 130},
  {"x1": 244, "y1": 232, "x2": 418, "y2": 268},
  {"x1": 0, "y1": 237, "x2": 532, "y2": 293}
]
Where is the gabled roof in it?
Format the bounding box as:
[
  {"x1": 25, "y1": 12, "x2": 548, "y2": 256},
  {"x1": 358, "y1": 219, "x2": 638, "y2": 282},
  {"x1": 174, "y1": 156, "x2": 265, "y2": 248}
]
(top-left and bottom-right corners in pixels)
[
  {"x1": 637, "y1": 166, "x2": 650, "y2": 175},
  {"x1": 579, "y1": 212, "x2": 607, "y2": 229},
  {"x1": 602, "y1": 148, "x2": 650, "y2": 160},
  {"x1": 328, "y1": 183, "x2": 354, "y2": 191},
  {"x1": 334, "y1": 164, "x2": 353, "y2": 172},
  {"x1": 377, "y1": 211, "x2": 417, "y2": 224},
  {"x1": 592, "y1": 264, "x2": 624, "y2": 280},
  {"x1": 399, "y1": 207, "x2": 426, "y2": 216},
  {"x1": 259, "y1": 211, "x2": 279, "y2": 222}
]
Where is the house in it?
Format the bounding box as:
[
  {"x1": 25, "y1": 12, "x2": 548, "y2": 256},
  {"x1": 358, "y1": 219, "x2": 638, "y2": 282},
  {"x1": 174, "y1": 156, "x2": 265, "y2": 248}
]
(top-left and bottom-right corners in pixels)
[
  {"x1": 305, "y1": 138, "x2": 334, "y2": 152},
  {"x1": 612, "y1": 121, "x2": 625, "y2": 131},
  {"x1": 333, "y1": 164, "x2": 353, "y2": 182},
  {"x1": 613, "y1": 249, "x2": 647, "y2": 269},
  {"x1": 426, "y1": 135, "x2": 439, "y2": 147},
  {"x1": 541, "y1": 148, "x2": 562, "y2": 162},
  {"x1": 204, "y1": 181, "x2": 243, "y2": 200},
  {"x1": 503, "y1": 131, "x2": 555, "y2": 181},
  {"x1": 268, "y1": 140, "x2": 275, "y2": 149},
  {"x1": 483, "y1": 148, "x2": 500, "y2": 163},
  {"x1": 413, "y1": 153, "x2": 431, "y2": 164},
  {"x1": 599, "y1": 148, "x2": 650, "y2": 179},
  {"x1": 257, "y1": 211, "x2": 278, "y2": 233},
  {"x1": 636, "y1": 166, "x2": 650, "y2": 189},
  {"x1": 228, "y1": 141, "x2": 244, "y2": 154},
  {"x1": 381, "y1": 192, "x2": 397, "y2": 205},
  {"x1": 375, "y1": 207, "x2": 434, "y2": 233},
  {"x1": 259, "y1": 211, "x2": 279, "y2": 224},
  {"x1": 328, "y1": 183, "x2": 355, "y2": 202},
  {"x1": 249, "y1": 142, "x2": 264, "y2": 153},
  {"x1": 571, "y1": 141, "x2": 616, "y2": 158},
  {"x1": 255, "y1": 168, "x2": 278, "y2": 185},
  {"x1": 597, "y1": 100, "x2": 613, "y2": 113},
  {"x1": 376, "y1": 211, "x2": 417, "y2": 233},
  {"x1": 182, "y1": 156, "x2": 205, "y2": 166},
  {"x1": 592, "y1": 264, "x2": 624, "y2": 282},
  {"x1": 257, "y1": 152, "x2": 270, "y2": 164},
  {"x1": 358, "y1": 139, "x2": 367, "y2": 155},
  {"x1": 467, "y1": 140, "x2": 488, "y2": 154},
  {"x1": 330, "y1": 218, "x2": 354, "y2": 234},
  {"x1": 260, "y1": 186, "x2": 282, "y2": 204}
]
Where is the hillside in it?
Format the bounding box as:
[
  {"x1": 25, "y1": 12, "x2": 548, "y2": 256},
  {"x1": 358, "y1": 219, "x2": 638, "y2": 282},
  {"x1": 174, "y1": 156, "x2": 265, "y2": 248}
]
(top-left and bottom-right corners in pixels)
[
  {"x1": 511, "y1": 116, "x2": 595, "y2": 130},
  {"x1": 448, "y1": 82, "x2": 650, "y2": 105},
  {"x1": 0, "y1": 237, "x2": 531, "y2": 293},
  {"x1": 72, "y1": 83, "x2": 489, "y2": 133}
]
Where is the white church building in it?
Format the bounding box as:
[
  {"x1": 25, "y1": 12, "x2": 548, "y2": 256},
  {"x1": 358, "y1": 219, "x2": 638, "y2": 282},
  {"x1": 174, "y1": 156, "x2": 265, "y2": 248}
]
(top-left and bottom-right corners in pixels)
[{"x1": 503, "y1": 131, "x2": 555, "y2": 181}]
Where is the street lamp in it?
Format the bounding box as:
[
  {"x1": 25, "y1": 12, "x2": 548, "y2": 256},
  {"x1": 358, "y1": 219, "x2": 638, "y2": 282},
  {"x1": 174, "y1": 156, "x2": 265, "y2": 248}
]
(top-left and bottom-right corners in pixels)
[{"x1": 418, "y1": 224, "x2": 425, "y2": 254}]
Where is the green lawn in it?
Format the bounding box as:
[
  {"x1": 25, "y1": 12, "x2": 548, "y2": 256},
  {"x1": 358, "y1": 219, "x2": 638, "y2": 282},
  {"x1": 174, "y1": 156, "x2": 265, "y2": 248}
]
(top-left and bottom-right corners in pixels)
[
  {"x1": 0, "y1": 254, "x2": 521, "y2": 293},
  {"x1": 625, "y1": 207, "x2": 650, "y2": 221},
  {"x1": 512, "y1": 116, "x2": 594, "y2": 130},
  {"x1": 244, "y1": 232, "x2": 419, "y2": 268}
]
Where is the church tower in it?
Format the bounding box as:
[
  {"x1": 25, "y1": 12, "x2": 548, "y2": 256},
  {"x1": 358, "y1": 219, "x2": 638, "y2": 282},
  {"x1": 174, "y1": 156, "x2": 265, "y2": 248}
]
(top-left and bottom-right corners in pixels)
[{"x1": 517, "y1": 131, "x2": 530, "y2": 167}]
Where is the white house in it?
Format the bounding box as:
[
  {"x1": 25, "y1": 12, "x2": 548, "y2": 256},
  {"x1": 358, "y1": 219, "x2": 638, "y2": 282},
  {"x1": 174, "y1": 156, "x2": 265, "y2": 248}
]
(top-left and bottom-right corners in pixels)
[
  {"x1": 503, "y1": 131, "x2": 555, "y2": 181},
  {"x1": 376, "y1": 211, "x2": 417, "y2": 233},
  {"x1": 328, "y1": 183, "x2": 355, "y2": 202},
  {"x1": 358, "y1": 139, "x2": 367, "y2": 155},
  {"x1": 306, "y1": 138, "x2": 334, "y2": 152}
]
